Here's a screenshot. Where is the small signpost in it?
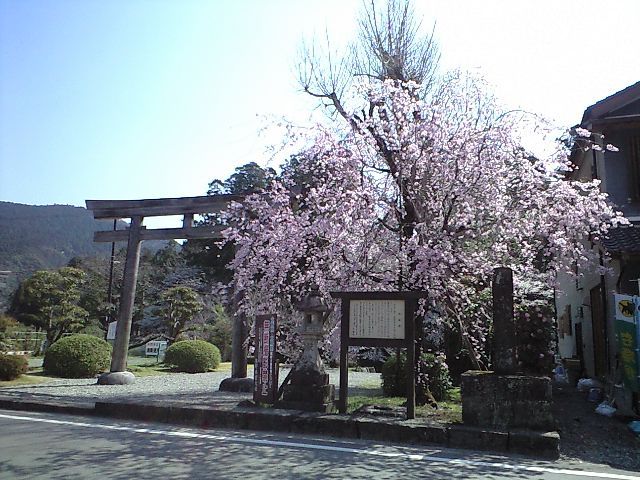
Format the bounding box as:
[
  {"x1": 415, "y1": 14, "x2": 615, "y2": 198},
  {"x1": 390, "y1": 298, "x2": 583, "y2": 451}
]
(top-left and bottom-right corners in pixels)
[
  {"x1": 330, "y1": 291, "x2": 426, "y2": 419},
  {"x1": 106, "y1": 321, "x2": 117, "y2": 341},
  {"x1": 145, "y1": 340, "x2": 168, "y2": 359},
  {"x1": 253, "y1": 314, "x2": 278, "y2": 404}
]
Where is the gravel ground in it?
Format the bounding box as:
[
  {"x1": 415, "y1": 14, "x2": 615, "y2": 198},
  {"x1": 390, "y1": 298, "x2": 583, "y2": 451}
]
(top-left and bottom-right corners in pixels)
[
  {"x1": 553, "y1": 384, "x2": 640, "y2": 472},
  {"x1": 1, "y1": 368, "x2": 381, "y2": 402}
]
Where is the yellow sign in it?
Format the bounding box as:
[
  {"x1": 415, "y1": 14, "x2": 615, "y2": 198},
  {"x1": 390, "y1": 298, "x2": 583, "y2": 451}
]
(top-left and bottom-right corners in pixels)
[{"x1": 615, "y1": 294, "x2": 635, "y2": 322}]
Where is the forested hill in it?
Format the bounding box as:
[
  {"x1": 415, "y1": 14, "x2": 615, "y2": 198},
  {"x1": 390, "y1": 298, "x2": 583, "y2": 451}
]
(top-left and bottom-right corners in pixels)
[
  {"x1": 0, "y1": 202, "x2": 168, "y2": 308},
  {"x1": 0, "y1": 202, "x2": 115, "y2": 273}
]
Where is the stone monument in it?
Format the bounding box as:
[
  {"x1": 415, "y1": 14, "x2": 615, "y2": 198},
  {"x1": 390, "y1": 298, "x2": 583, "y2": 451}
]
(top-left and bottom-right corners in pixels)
[
  {"x1": 279, "y1": 288, "x2": 336, "y2": 412},
  {"x1": 461, "y1": 267, "x2": 554, "y2": 431}
]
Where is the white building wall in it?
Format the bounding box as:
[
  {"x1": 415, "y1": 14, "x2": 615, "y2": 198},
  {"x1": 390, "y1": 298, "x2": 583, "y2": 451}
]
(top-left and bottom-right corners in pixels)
[
  {"x1": 555, "y1": 249, "x2": 620, "y2": 378},
  {"x1": 604, "y1": 259, "x2": 622, "y2": 376}
]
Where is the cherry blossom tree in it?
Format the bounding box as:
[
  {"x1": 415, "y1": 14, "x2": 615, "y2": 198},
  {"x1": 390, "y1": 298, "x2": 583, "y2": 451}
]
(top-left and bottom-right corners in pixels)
[
  {"x1": 224, "y1": 73, "x2": 622, "y2": 366},
  {"x1": 223, "y1": 0, "x2": 623, "y2": 367}
]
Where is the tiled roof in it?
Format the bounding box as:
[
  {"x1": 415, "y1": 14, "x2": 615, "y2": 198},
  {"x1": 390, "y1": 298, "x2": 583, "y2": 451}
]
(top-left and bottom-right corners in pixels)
[{"x1": 602, "y1": 225, "x2": 640, "y2": 255}]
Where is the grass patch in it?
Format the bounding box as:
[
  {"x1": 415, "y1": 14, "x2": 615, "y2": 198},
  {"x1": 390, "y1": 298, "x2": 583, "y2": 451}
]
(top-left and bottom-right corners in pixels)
[
  {"x1": 218, "y1": 362, "x2": 232, "y2": 372},
  {"x1": 347, "y1": 387, "x2": 462, "y2": 424},
  {"x1": 24, "y1": 367, "x2": 53, "y2": 378},
  {"x1": 126, "y1": 360, "x2": 234, "y2": 377},
  {"x1": 126, "y1": 364, "x2": 174, "y2": 377},
  {"x1": 0, "y1": 374, "x2": 49, "y2": 387},
  {"x1": 5, "y1": 359, "x2": 235, "y2": 379}
]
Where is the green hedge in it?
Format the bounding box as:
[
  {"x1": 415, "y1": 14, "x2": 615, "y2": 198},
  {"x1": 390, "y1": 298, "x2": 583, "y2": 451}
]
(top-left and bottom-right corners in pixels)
[
  {"x1": 164, "y1": 340, "x2": 221, "y2": 373},
  {"x1": 43, "y1": 334, "x2": 111, "y2": 378},
  {"x1": 381, "y1": 352, "x2": 452, "y2": 403},
  {"x1": 0, "y1": 354, "x2": 29, "y2": 381}
]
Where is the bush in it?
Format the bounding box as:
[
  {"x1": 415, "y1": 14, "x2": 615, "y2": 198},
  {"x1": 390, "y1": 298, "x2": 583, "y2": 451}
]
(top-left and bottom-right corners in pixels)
[
  {"x1": 0, "y1": 354, "x2": 29, "y2": 380},
  {"x1": 164, "y1": 340, "x2": 221, "y2": 373},
  {"x1": 381, "y1": 352, "x2": 452, "y2": 403},
  {"x1": 43, "y1": 334, "x2": 111, "y2": 378},
  {"x1": 128, "y1": 345, "x2": 147, "y2": 357},
  {"x1": 353, "y1": 347, "x2": 387, "y2": 372},
  {"x1": 0, "y1": 314, "x2": 18, "y2": 352}
]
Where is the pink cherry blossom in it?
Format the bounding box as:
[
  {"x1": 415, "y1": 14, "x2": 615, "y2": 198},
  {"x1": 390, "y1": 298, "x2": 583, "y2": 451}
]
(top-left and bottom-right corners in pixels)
[{"x1": 223, "y1": 74, "x2": 623, "y2": 362}]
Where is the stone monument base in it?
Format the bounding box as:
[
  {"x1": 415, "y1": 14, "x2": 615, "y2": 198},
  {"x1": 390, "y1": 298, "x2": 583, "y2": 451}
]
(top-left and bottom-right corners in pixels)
[
  {"x1": 279, "y1": 373, "x2": 336, "y2": 413},
  {"x1": 219, "y1": 377, "x2": 254, "y2": 393},
  {"x1": 461, "y1": 371, "x2": 554, "y2": 431},
  {"x1": 97, "y1": 371, "x2": 136, "y2": 385}
]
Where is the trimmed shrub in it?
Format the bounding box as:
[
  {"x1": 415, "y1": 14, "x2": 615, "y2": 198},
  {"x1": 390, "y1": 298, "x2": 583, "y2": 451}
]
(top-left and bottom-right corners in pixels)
[
  {"x1": 43, "y1": 334, "x2": 111, "y2": 378},
  {"x1": 164, "y1": 340, "x2": 221, "y2": 373},
  {"x1": 0, "y1": 354, "x2": 29, "y2": 381},
  {"x1": 381, "y1": 352, "x2": 452, "y2": 403}
]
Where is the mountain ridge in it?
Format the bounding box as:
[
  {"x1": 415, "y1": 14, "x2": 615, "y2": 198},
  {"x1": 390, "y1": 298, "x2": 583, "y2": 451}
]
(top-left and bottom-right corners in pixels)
[{"x1": 0, "y1": 201, "x2": 168, "y2": 310}]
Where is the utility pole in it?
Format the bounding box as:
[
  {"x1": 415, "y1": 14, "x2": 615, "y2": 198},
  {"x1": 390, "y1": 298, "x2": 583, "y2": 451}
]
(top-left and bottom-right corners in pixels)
[{"x1": 104, "y1": 219, "x2": 117, "y2": 339}]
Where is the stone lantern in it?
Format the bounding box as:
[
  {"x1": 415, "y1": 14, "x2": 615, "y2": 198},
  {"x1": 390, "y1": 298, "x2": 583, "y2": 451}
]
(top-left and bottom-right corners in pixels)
[{"x1": 280, "y1": 287, "x2": 335, "y2": 412}]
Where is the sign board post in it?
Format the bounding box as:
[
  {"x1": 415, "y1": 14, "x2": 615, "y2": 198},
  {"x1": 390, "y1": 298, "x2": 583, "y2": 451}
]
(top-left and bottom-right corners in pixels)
[
  {"x1": 253, "y1": 314, "x2": 279, "y2": 404},
  {"x1": 330, "y1": 291, "x2": 426, "y2": 420}
]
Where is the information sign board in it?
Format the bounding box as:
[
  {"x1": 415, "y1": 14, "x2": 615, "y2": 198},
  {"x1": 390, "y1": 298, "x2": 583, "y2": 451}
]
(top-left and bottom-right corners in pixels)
[
  {"x1": 330, "y1": 291, "x2": 427, "y2": 420},
  {"x1": 349, "y1": 300, "x2": 405, "y2": 339}
]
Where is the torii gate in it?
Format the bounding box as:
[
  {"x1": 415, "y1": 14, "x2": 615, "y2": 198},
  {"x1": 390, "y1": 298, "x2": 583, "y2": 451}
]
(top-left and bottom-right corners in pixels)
[{"x1": 86, "y1": 195, "x2": 247, "y2": 385}]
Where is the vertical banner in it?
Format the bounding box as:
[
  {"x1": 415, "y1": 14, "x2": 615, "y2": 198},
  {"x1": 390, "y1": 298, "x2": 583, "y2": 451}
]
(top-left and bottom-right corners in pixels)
[
  {"x1": 614, "y1": 294, "x2": 639, "y2": 392},
  {"x1": 253, "y1": 314, "x2": 278, "y2": 404}
]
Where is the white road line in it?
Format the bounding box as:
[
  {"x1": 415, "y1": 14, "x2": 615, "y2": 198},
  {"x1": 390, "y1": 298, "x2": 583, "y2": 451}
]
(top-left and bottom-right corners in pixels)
[{"x1": 0, "y1": 412, "x2": 636, "y2": 480}]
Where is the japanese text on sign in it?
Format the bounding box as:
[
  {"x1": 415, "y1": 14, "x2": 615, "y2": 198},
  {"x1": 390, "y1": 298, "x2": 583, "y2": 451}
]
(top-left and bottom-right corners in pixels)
[
  {"x1": 349, "y1": 300, "x2": 405, "y2": 339},
  {"x1": 254, "y1": 314, "x2": 278, "y2": 403}
]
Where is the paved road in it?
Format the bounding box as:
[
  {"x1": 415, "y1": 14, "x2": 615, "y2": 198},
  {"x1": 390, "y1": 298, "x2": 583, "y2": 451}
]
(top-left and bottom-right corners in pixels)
[{"x1": 0, "y1": 410, "x2": 637, "y2": 480}]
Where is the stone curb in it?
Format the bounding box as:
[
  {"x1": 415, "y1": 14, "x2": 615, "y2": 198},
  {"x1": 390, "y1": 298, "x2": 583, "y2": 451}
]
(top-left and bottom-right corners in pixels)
[
  {"x1": 0, "y1": 397, "x2": 559, "y2": 459},
  {"x1": 93, "y1": 401, "x2": 559, "y2": 458},
  {"x1": 0, "y1": 398, "x2": 95, "y2": 417}
]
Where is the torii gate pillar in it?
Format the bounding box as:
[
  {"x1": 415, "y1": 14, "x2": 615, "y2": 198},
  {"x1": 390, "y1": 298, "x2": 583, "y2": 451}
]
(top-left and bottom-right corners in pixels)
[{"x1": 98, "y1": 216, "x2": 142, "y2": 385}]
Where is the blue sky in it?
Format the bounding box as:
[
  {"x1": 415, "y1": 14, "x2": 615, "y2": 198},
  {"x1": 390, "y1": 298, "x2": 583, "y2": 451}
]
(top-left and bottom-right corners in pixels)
[{"x1": 1, "y1": 0, "x2": 639, "y2": 214}]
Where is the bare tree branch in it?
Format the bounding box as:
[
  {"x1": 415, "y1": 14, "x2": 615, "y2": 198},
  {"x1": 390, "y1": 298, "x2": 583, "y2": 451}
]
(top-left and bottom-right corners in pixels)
[{"x1": 297, "y1": 0, "x2": 440, "y2": 119}]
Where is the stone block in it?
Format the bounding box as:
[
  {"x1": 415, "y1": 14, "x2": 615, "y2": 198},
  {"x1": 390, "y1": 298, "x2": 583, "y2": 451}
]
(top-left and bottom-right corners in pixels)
[
  {"x1": 243, "y1": 409, "x2": 296, "y2": 433},
  {"x1": 276, "y1": 399, "x2": 335, "y2": 413},
  {"x1": 166, "y1": 406, "x2": 197, "y2": 425},
  {"x1": 448, "y1": 425, "x2": 509, "y2": 452},
  {"x1": 355, "y1": 417, "x2": 448, "y2": 446},
  {"x1": 280, "y1": 381, "x2": 335, "y2": 413},
  {"x1": 356, "y1": 417, "x2": 396, "y2": 442},
  {"x1": 213, "y1": 410, "x2": 248, "y2": 429},
  {"x1": 95, "y1": 402, "x2": 170, "y2": 423},
  {"x1": 510, "y1": 401, "x2": 554, "y2": 430},
  {"x1": 97, "y1": 371, "x2": 136, "y2": 385},
  {"x1": 494, "y1": 375, "x2": 552, "y2": 401},
  {"x1": 291, "y1": 412, "x2": 352, "y2": 435},
  {"x1": 219, "y1": 377, "x2": 254, "y2": 393},
  {"x1": 421, "y1": 425, "x2": 449, "y2": 445},
  {"x1": 509, "y1": 430, "x2": 560, "y2": 459},
  {"x1": 290, "y1": 412, "x2": 319, "y2": 435},
  {"x1": 461, "y1": 371, "x2": 553, "y2": 430}
]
